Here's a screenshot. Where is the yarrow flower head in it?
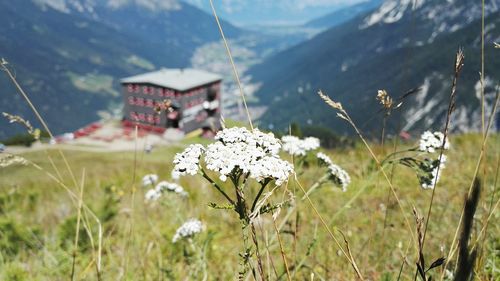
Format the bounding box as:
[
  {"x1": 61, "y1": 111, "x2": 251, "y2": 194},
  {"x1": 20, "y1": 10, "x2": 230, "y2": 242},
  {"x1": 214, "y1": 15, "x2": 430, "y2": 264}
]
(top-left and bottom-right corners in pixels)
[
  {"x1": 281, "y1": 136, "x2": 320, "y2": 156},
  {"x1": 172, "y1": 219, "x2": 203, "y2": 243},
  {"x1": 142, "y1": 174, "x2": 158, "y2": 187},
  {"x1": 419, "y1": 155, "x2": 447, "y2": 189},
  {"x1": 145, "y1": 188, "x2": 162, "y2": 201},
  {"x1": 315, "y1": 152, "x2": 349, "y2": 191},
  {"x1": 327, "y1": 164, "x2": 351, "y2": 192},
  {"x1": 418, "y1": 131, "x2": 450, "y2": 153},
  {"x1": 145, "y1": 181, "x2": 188, "y2": 202},
  {"x1": 249, "y1": 156, "x2": 294, "y2": 186},
  {"x1": 174, "y1": 127, "x2": 293, "y2": 186},
  {"x1": 215, "y1": 127, "x2": 281, "y2": 155},
  {"x1": 173, "y1": 144, "x2": 204, "y2": 176},
  {"x1": 316, "y1": 152, "x2": 333, "y2": 166}
]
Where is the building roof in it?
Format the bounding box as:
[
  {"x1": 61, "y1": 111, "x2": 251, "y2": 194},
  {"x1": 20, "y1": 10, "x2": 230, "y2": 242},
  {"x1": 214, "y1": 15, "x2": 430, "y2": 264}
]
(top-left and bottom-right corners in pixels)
[{"x1": 120, "y1": 68, "x2": 222, "y2": 91}]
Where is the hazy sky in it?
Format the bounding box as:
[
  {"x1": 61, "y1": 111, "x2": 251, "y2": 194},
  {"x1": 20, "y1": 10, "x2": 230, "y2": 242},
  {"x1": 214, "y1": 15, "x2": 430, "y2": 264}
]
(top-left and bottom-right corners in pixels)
[{"x1": 184, "y1": 0, "x2": 368, "y2": 26}]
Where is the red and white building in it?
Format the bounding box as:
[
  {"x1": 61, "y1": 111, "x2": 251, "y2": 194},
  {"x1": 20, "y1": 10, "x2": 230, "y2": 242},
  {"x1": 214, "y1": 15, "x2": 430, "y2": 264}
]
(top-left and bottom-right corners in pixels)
[{"x1": 121, "y1": 68, "x2": 222, "y2": 134}]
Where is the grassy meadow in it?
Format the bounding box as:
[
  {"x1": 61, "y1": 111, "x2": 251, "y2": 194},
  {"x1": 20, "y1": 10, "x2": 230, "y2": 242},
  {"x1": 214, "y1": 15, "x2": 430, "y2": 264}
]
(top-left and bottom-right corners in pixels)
[{"x1": 0, "y1": 131, "x2": 498, "y2": 280}]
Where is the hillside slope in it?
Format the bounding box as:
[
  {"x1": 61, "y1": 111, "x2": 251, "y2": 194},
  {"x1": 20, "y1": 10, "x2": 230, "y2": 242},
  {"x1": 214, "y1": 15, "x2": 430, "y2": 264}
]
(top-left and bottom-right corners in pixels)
[
  {"x1": 249, "y1": 0, "x2": 500, "y2": 135},
  {"x1": 0, "y1": 0, "x2": 241, "y2": 139}
]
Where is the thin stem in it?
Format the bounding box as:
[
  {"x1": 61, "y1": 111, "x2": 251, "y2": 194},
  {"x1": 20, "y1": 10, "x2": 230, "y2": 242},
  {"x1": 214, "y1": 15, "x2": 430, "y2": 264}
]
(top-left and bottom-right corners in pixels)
[
  {"x1": 208, "y1": 0, "x2": 253, "y2": 129},
  {"x1": 440, "y1": 89, "x2": 499, "y2": 280},
  {"x1": 422, "y1": 49, "x2": 464, "y2": 251},
  {"x1": 379, "y1": 147, "x2": 419, "y2": 166},
  {"x1": 295, "y1": 175, "x2": 364, "y2": 280},
  {"x1": 71, "y1": 169, "x2": 86, "y2": 281},
  {"x1": 271, "y1": 205, "x2": 292, "y2": 281},
  {"x1": 251, "y1": 179, "x2": 271, "y2": 212},
  {"x1": 1, "y1": 61, "x2": 81, "y2": 193},
  {"x1": 346, "y1": 112, "x2": 416, "y2": 246},
  {"x1": 201, "y1": 169, "x2": 235, "y2": 205}
]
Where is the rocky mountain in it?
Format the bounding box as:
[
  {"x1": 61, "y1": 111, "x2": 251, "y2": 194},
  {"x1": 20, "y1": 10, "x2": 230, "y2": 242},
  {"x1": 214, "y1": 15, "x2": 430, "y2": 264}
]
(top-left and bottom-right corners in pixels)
[
  {"x1": 0, "y1": 0, "x2": 241, "y2": 139},
  {"x1": 248, "y1": 0, "x2": 500, "y2": 136}
]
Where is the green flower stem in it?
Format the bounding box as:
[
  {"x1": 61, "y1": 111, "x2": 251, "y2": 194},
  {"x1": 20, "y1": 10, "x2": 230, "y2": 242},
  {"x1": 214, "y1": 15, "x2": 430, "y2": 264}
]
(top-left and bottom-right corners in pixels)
[
  {"x1": 379, "y1": 146, "x2": 418, "y2": 166},
  {"x1": 250, "y1": 179, "x2": 271, "y2": 213},
  {"x1": 200, "y1": 169, "x2": 235, "y2": 206}
]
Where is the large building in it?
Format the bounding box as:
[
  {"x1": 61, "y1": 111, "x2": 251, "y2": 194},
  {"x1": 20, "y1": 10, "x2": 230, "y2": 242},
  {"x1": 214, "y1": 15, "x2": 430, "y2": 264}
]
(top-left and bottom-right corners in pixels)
[{"x1": 121, "y1": 68, "x2": 222, "y2": 134}]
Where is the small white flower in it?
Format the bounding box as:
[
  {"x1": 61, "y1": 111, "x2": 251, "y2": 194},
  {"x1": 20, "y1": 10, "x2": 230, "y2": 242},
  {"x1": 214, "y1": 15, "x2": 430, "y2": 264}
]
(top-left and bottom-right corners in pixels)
[
  {"x1": 282, "y1": 135, "x2": 320, "y2": 156},
  {"x1": 418, "y1": 131, "x2": 450, "y2": 153},
  {"x1": 173, "y1": 144, "x2": 204, "y2": 176},
  {"x1": 317, "y1": 152, "x2": 333, "y2": 166},
  {"x1": 420, "y1": 155, "x2": 447, "y2": 189},
  {"x1": 172, "y1": 219, "x2": 203, "y2": 243},
  {"x1": 145, "y1": 188, "x2": 161, "y2": 201},
  {"x1": 171, "y1": 170, "x2": 180, "y2": 180},
  {"x1": 249, "y1": 156, "x2": 294, "y2": 186},
  {"x1": 142, "y1": 174, "x2": 158, "y2": 187},
  {"x1": 250, "y1": 129, "x2": 281, "y2": 155},
  {"x1": 327, "y1": 164, "x2": 350, "y2": 191},
  {"x1": 155, "y1": 181, "x2": 189, "y2": 196}
]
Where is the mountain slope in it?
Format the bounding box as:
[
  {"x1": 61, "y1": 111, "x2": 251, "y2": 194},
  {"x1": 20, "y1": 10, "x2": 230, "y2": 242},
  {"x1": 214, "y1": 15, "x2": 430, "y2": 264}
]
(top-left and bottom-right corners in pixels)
[
  {"x1": 0, "y1": 0, "x2": 241, "y2": 139},
  {"x1": 249, "y1": 0, "x2": 500, "y2": 135},
  {"x1": 305, "y1": 0, "x2": 381, "y2": 29}
]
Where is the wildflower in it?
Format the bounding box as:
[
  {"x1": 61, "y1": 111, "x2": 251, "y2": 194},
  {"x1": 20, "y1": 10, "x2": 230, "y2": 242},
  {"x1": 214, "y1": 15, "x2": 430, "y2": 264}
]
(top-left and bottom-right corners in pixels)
[
  {"x1": 281, "y1": 135, "x2": 320, "y2": 156},
  {"x1": 419, "y1": 155, "x2": 447, "y2": 189},
  {"x1": 145, "y1": 188, "x2": 161, "y2": 201},
  {"x1": 249, "y1": 156, "x2": 294, "y2": 186},
  {"x1": 215, "y1": 127, "x2": 281, "y2": 155},
  {"x1": 157, "y1": 181, "x2": 188, "y2": 196},
  {"x1": 173, "y1": 144, "x2": 204, "y2": 176},
  {"x1": 327, "y1": 164, "x2": 351, "y2": 191},
  {"x1": 418, "y1": 131, "x2": 450, "y2": 153},
  {"x1": 316, "y1": 152, "x2": 333, "y2": 166},
  {"x1": 172, "y1": 219, "x2": 203, "y2": 243},
  {"x1": 145, "y1": 181, "x2": 188, "y2": 202},
  {"x1": 142, "y1": 174, "x2": 158, "y2": 187},
  {"x1": 204, "y1": 127, "x2": 293, "y2": 185},
  {"x1": 171, "y1": 170, "x2": 180, "y2": 180},
  {"x1": 173, "y1": 127, "x2": 294, "y2": 186}
]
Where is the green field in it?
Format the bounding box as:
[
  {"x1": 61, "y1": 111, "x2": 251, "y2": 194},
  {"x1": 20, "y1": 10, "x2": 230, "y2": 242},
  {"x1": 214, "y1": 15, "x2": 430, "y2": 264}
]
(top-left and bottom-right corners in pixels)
[{"x1": 0, "y1": 132, "x2": 498, "y2": 280}]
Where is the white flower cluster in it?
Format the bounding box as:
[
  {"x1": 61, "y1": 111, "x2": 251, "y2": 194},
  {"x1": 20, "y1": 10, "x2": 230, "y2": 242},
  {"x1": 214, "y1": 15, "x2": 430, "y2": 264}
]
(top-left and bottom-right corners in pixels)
[
  {"x1": 418, "y1": 131, "x2": 450, "y2": 153},
  {"x1": 316, "y1": 152, "x2": 350, "y2": 191},
  {"x1": 316, "y1": 152, "x2": 333, "y2": 166},
  {"x1": 172, "y1": 144, "x2": 204, "y2": 176},
  {"x1": 250, "y1": 156, "x2": 294, "y2": 186},
  {"x1": 281, "y1": 136, "x2": 320, "y2": 156},
  {"x1": 172, "y1": 219, "x2": 203, "y2": 243},
  {"x1": 215, "y1": 127, "x2": 281, "y2": 154},
  {"x1": 145, "y1": 181, "x2": 188, "y2": 202},
  {"x1": 421, "y1": 155, "x2": 447, "y2": 190},
  {"x1": 142, "y1": 174, "x2": 158, "y2": 187},
  {"x1": 173, "y1": 127, "x2": 294, "y2": 186},
  {"x1": 327, "y1": 164, "x2": 351, "y2": 192}
]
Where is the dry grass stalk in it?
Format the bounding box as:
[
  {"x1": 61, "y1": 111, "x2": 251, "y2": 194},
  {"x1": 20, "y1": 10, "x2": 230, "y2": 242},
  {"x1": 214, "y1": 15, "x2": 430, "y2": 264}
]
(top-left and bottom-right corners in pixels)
[
  {"x1": 421, "y1": 48, "x2": 464, "y2": 246},
  {"x1": 71, "y1": 169, "x2": 87, "y2": 281},
  {"x1": 2, "y1": 112, "x2": 40, "y2": 139},
  {"x1": 440, "y1": 87, "x2": 499, "y2": 280},
  {"x1": 1, "y1": 59, "x2": 104, "y2": 279},
  {"x1": 294, "y1": 175, "x2": 364, "y2": 280},
  {"x1": 208, "y1": 0, "x2": 253, "y2": 129},
  {"x1": 271, "y1": 204, "x2": 292, "y2": 281},
  {"x1": 318, "y1": 90, "x2": 417, "y2": 247}
]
